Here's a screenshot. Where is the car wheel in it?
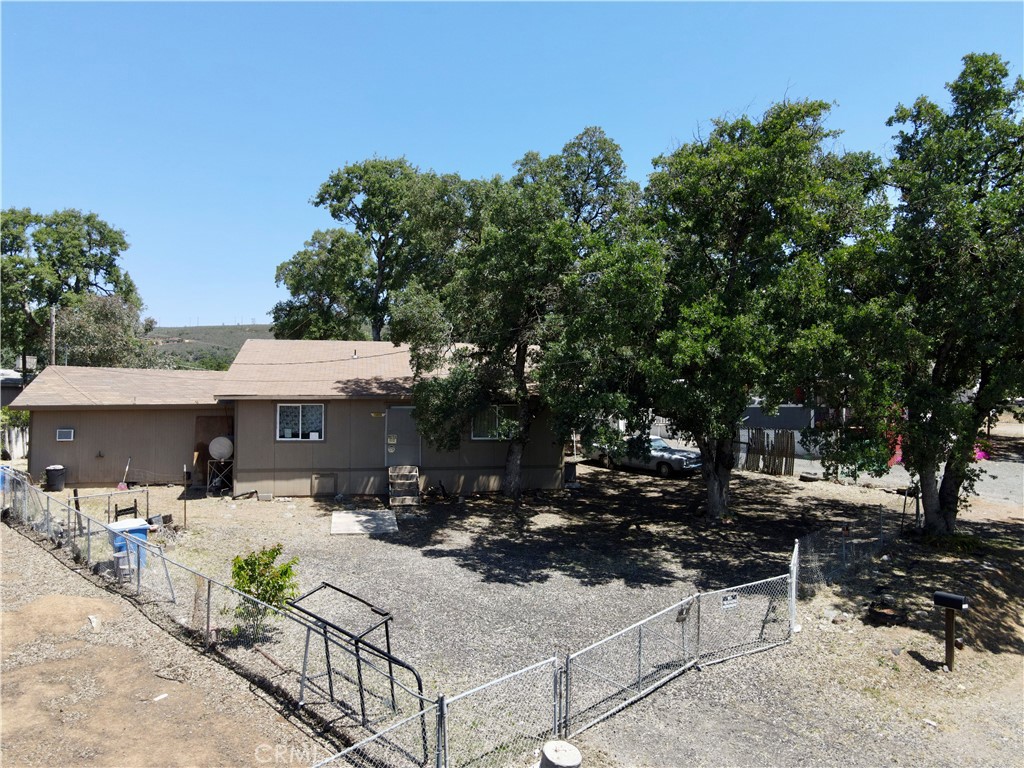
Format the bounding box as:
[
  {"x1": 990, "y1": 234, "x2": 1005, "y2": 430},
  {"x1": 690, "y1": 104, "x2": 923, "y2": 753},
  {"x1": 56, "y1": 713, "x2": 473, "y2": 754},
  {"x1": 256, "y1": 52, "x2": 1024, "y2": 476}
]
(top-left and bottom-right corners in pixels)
[
  {"x1": 656, "y1": 462, "x2": 672, "y2": 478},
  {"x1": 601, "y1": 454, "x2": 615, "y2": 470}
]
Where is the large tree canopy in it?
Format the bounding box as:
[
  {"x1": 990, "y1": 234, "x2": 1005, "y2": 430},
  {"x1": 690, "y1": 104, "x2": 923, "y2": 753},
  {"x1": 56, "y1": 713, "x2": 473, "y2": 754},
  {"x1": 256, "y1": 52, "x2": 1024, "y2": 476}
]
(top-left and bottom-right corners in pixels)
[
  {"x1": 797, "y1": 54, "x2": 1024, "y2": 535},
  {"x1": 1, "y1": 208, "x2": 141, "y2": 370},
  {"x1": 271, "y1": 229, "x2": 371, "y2": 340},
  {"x1": 272, "y1": 158, "x2": 468, "y2": 342},
  {"x1": 56, "y1": 293, "x2": 157, "y2": 368},
  {"x1": 392, "y1": 128, "x2": 653, "y2": 499},
  {"x1": 644, "y1": 100, "x2": 883, "y2": 521}
]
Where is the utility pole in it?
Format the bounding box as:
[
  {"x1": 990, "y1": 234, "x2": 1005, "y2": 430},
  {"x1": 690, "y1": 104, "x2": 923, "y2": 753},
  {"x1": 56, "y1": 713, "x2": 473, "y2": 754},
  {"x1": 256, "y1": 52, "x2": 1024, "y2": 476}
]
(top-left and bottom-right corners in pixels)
[{"x1": 49, "y1": 305, "x2": 56, "y2": 365}]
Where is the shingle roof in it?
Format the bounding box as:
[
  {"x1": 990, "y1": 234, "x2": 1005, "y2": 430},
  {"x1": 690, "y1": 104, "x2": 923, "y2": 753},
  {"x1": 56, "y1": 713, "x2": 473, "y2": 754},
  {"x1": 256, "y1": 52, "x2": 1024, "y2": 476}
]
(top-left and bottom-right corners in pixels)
[
  {"x1": 218, "y1": 340, "x2": 415, "y2": 400},
  {"x1": 8, "y1": 366, "x2": 226, "y2": 409}
]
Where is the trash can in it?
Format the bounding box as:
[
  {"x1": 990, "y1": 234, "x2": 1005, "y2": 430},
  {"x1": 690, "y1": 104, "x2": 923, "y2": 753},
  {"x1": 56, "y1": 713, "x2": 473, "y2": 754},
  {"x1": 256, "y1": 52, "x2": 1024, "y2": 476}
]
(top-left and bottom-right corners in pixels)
[
  {"x1": 564, "y1": 461, "x2": 578, "y2": 484},
  {"x1": 45, "y1": 465, "x2": 66, "y2": 492},
  {"x1": 107, "y1": 517, "x2": 150, "y2": 567}
]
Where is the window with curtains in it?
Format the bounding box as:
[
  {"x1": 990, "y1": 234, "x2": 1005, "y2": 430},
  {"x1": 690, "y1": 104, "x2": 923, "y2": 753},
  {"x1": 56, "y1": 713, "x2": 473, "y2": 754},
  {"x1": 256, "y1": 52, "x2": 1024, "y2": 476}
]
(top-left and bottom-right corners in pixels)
[{"x1": 277, "y1": 404, "x2": 325, "y2": 441}]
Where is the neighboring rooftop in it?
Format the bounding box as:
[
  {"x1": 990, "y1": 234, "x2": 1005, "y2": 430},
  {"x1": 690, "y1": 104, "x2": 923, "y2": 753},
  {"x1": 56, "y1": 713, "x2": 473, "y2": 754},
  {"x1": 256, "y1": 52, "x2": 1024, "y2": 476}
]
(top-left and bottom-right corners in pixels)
[
  {"x1": 218, "y1": 340, "x2": 415, "y2": 400},
  {"x1": 8, "y1": 366, "x2": 226, "y2": 409}
]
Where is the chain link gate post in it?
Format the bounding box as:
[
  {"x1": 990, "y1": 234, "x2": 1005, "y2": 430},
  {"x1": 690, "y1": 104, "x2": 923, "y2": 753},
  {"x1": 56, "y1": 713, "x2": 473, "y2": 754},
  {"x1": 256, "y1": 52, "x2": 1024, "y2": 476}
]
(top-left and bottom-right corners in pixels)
[
  {"x1": 435, "y1": 694, "x2": 447, "y2": 768},
  {"x1": 205, "y1": 577, "x2": 213, "y2": 647},
  {"x1": 694, "y1": 592, "x2": 703, "y2": 667},
  {"x1": 790, "y1": 539, "x2": 801, "y2": 633}
]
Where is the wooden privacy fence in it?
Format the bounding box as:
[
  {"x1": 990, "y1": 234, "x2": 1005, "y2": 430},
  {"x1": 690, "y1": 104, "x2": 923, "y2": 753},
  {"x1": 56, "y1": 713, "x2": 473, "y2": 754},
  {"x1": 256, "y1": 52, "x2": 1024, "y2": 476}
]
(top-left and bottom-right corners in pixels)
[{"x1": 738, "y1": 429, "x2": 796, "y2": 476}]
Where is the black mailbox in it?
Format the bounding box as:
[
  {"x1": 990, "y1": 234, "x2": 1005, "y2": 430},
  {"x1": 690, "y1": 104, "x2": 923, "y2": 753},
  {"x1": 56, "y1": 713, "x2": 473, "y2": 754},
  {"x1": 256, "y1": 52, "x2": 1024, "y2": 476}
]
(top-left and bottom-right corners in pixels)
[{"x1": 934, "y1": 591, "x2": 968, "y2": 611}]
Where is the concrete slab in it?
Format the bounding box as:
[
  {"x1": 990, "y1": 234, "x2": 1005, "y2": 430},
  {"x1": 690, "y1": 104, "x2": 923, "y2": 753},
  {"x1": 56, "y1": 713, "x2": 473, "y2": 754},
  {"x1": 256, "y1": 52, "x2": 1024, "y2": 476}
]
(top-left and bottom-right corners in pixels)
[{"x1": 330, "y1": 510, "x2": 398, "y2": 536}]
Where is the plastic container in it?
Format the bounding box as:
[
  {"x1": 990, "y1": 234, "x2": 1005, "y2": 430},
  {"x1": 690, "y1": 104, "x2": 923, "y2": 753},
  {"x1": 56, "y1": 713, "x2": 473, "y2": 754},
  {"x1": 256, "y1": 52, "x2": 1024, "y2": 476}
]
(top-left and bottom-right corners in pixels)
[
  {"x1": 107, "y1": 517, "x2": 149, "y2": 568},
  {"x1": 45, "y1": 465, "x2": 66, "y2": 492}
]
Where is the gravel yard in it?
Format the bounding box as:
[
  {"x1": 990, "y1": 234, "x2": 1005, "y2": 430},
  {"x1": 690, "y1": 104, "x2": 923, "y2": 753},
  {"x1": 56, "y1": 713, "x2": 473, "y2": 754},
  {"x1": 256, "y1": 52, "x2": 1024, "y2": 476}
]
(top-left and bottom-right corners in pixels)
[{"x1": 2, "y1": 414, "x2": 1021, "y2": 766}]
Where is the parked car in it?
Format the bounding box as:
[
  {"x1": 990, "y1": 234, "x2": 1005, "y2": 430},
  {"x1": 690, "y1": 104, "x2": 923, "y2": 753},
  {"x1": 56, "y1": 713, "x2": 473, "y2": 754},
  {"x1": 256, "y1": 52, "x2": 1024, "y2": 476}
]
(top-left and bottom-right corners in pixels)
[{"x1": 588, "y1": 435, "x2": 702, "y2": 477}]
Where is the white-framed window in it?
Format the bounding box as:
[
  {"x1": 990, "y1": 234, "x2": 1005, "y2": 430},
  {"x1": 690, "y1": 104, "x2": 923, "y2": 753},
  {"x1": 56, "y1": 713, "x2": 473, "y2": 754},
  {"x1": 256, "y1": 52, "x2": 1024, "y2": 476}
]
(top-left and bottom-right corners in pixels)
[
  {"x1": 277, "y1": 404, "x2": 325, "y2": 441},
  {"x1": 56, "y1": 428, "x2": 75, "y2": 442},
  {"x1": 471, "y1": 405, "x2": 516, "y2": 441}
]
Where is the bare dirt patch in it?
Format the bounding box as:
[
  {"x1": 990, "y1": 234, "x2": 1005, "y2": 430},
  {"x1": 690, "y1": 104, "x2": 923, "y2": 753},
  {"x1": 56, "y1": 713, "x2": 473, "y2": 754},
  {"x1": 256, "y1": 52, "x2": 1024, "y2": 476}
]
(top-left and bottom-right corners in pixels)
[{"x1": 0, "y1": 525, "x2": 332, "y2": 767}]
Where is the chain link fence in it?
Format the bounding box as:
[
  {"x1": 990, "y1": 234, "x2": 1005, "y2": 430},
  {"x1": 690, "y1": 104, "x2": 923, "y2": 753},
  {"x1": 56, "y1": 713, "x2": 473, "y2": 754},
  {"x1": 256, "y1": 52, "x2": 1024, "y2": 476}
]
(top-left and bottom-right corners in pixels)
[
  {"x1": 563, "y1": 565, "x2": 794, "y2": 738},
  {"x1": 312, "y1": 703, "x2": 441, "y2": 768},
  {"x1": 443, "y1": 657, "x2": 559, "y2": 768},
  {"x1": 4, "y1": 468, "x2": 816, "y2": 768},
  {"x1": 692, "y1": 574, "x2": 792, "y2": 666},
  {"x1": 798, "y1": 505, "x2": 898, "y2": 589},
  {"x1": 64, "y1": 487, "x2": 150, "y2": 524},
  {"x1": 565, "y1": 597, "x2": 698, "y2": 737},
  {"x1": 0, "y1": 467, "x2": 429, "y2": 756}
]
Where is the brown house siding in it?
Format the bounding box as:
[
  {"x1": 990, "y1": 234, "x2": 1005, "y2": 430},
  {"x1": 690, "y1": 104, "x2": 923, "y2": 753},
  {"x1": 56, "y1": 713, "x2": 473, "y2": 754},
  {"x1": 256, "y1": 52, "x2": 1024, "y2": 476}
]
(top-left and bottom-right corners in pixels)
[
  {"x1": 27, "y1": 406, "x2": 233, "y2": 486},
  {"x1": 232, "y1": 400, "x2": 564, "y2": 498}
]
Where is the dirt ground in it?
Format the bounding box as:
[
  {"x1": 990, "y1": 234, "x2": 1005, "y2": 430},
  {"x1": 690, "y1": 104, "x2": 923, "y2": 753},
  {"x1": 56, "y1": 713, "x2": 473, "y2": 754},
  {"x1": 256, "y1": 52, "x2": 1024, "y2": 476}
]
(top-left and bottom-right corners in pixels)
[
  {"x1": 0, "y1": 523, "x2": 334, "y2": 767},
  {"x1": 2, "y1": 414, "x2": 1021, "y2": 767}
]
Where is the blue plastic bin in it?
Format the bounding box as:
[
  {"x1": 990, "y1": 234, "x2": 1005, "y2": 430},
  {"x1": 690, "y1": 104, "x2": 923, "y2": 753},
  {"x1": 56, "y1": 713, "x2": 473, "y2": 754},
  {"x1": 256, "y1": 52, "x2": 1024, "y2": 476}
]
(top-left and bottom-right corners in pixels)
[{"x1": 107, "y1": 518, "x2": 149, "y2": 568}]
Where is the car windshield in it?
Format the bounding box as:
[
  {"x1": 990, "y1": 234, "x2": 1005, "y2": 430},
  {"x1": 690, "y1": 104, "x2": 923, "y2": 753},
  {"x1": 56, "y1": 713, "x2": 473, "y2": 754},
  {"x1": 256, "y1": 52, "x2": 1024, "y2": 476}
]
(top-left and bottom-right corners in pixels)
[{"x1": 649, "y1": 437, "x2": 670, "y2": 451}]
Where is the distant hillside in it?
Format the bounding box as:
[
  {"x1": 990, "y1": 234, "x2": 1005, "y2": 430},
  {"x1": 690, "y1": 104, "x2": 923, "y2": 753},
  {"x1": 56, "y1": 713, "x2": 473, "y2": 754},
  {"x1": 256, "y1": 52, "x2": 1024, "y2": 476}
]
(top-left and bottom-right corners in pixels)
[{"x1": 146, "y1": 324, "x2": 274, "y2": 369}]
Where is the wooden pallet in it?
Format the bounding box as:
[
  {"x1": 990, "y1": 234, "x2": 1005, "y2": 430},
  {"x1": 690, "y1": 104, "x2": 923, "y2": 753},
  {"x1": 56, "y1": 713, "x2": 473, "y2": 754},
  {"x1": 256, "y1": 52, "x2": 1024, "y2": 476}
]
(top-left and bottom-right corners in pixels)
[{"x1": 388, "y1": 465, "x2": 420, "y2": 507}]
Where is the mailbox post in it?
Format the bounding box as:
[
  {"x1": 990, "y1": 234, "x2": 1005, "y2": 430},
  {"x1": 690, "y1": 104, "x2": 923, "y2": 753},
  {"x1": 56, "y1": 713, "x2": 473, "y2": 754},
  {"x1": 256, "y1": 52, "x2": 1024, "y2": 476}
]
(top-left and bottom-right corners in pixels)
[{"x1": 933, "y1": 591, "x2": 968, "y2": 671}]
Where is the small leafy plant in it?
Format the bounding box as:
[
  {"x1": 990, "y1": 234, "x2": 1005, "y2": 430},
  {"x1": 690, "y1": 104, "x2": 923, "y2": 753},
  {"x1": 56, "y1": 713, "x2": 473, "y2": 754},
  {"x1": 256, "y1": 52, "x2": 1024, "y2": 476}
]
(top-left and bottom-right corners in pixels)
[{"x1": 230, "y1": 543, "x2": 299, "y2": 642}]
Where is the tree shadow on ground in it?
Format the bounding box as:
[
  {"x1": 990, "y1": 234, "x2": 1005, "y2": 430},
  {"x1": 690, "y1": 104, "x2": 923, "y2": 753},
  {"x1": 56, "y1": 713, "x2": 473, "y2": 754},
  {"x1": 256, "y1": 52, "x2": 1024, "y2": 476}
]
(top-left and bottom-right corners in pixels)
[
  {"x1": 378, "y1": 465, "x2": 885, "y2": 592},
  {"x1": 985, "y1": 432, "x2": 1024, "y2": 462},
  {"x1": 826, "y1": 516, "x2": 1024, "y2": 656}
]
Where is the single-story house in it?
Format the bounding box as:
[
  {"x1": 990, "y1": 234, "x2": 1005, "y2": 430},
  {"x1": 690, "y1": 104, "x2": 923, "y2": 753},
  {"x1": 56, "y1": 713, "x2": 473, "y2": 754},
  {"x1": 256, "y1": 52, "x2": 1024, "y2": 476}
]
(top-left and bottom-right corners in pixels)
[
  {"x1": 10, "y1": 340, "x2": 565, "y2": 496},
  {"x1": 219, "y1": 339, "x2": 563, "y2": 497},
  {"x1": 9, "y1": 366, "x2": 230, "y2": 486}
]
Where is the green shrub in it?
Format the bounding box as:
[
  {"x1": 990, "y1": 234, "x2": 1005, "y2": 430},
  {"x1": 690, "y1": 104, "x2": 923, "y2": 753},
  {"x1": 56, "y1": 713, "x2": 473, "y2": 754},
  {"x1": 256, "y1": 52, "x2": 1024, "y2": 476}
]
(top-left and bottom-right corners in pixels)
[{"x1": 230, "y1": 543, "x2": 299, "y2": 642}]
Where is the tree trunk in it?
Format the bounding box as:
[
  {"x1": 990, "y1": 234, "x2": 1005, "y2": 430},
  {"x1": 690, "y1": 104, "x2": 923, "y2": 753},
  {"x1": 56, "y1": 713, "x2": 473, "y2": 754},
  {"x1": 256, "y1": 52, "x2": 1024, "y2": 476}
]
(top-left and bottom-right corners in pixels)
[
  {"x1": 501, "y1": 343, "x2": 534, "y2": 501},
  {"x1": 370, "y1": 321, "x2": 383, "y2": 342},
  {"x1": 696, "y1": 435, "x2": 735, "y2": 522},
  {"x1": 918, "y1": 464, "x2": 946, "y2": 534},
  {"x1": 933, "y1": 466, "x2": 963, "y2": 535},
  {"x1": 502, "y1": 400, "x2": 534, "y2": 501},
  {"x1": 929, "y1": 367, "x2": 998, "y2": 536},
  {"x1": 502, "y1": 439, "x2": 525, "y2": 500}
]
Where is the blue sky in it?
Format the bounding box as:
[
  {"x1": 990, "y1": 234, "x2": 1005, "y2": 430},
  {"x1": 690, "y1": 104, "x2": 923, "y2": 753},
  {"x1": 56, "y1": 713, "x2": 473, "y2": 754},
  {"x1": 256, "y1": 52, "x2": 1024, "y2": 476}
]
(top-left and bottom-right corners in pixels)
[{"x1": 3, "y1": 2, "x2": 1021, "y2": 328}]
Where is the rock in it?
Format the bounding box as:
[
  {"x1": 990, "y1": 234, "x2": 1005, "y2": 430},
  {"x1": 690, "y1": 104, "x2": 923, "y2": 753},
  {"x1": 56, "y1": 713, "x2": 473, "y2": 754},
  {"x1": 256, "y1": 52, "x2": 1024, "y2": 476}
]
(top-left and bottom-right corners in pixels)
[
  {"x1": 912, "y1": 610, "x2": 930, "y2": 621},
  {"x1": 924, "y1": 719, "x2": 938, "y2": 728},
  {"x1": 87, "y1": 615, "x2": 101, "y2": 631},
  {"x1": 824, "y1": 608, "x2": 840, "y2": 621},
  {"x1": 539, "y1": 741, "x2": 582, "y2": 768},
  {"x1": 880, "y1": 593, "x2": 897, "y2": 607},
  {"x1": 955, "y1": 638, "x2": 964, "y2": 650},
  {"x1": 832, "y1": 615, "x2": 848, "y2": 624},
  {"x1": 892, "y1": 647, "x2": 902, "y2": 656},
  {"x1": 880, "y1": 554, "x2": 890, "y2": 562}
]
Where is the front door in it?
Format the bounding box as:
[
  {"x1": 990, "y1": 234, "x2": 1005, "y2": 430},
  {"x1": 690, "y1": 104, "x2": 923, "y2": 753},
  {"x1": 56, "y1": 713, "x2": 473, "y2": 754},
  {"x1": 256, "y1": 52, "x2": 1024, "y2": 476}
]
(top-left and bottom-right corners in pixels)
[{"x1": 385, "y1": 407, "x2": 421, "y2": 467}]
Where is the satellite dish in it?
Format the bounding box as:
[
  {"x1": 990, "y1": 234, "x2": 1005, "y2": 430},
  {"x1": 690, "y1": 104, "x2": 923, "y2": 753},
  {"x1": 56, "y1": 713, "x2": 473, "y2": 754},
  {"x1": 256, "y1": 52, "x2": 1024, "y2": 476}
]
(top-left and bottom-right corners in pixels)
[{"x1": 209, "y1": 436, "x2": 234, "y2": 460}]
